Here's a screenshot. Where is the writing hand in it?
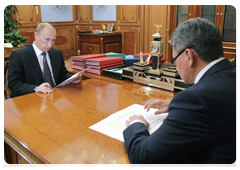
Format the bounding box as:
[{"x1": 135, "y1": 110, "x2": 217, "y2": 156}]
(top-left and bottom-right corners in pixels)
[{"x1": 144, "y1": 99, "x2": 170, "y2": 115}]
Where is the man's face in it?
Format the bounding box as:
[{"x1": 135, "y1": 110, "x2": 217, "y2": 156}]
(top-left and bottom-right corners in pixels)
[{"x1": 34, "y1": 27, "x2": 56, "y2": 52}]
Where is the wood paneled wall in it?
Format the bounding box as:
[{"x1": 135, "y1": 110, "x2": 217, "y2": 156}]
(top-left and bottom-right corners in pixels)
[{"x1": 16, "y1": 5, "x2": 170, "y2": 61}]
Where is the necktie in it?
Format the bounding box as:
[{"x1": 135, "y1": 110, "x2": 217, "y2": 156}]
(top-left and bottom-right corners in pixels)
[{"x1": 42, "y1": 52, "x2": 54, "y2": 87}]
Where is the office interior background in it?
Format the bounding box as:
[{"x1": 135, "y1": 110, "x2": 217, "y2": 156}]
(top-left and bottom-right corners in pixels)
[{"x1": 12, "y1": 5, "x2": 236, "y2": 62}]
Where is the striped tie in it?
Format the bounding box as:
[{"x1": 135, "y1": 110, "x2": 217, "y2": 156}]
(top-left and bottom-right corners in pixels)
[{"x1": 42, "y1": 52, "x2": 54, "y2": 87}]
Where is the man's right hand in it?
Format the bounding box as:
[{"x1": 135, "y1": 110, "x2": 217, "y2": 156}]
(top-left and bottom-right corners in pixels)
[
  {"x1": 144, "y1": 99, "x2": 170, "y2": 115},
  {"x1": 35, "y1": 83, "x2": 53, "y2": 94}
]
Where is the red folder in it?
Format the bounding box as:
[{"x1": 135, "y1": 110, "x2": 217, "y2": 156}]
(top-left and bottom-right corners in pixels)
[
  {"x1": 70, "y1": 54, "x2": 107, "y2": 62},
  {"x1": 71, "y1": 60, "x2": 85, "y2": 66},
  {"x1": 86, "y1": 68, "x2": 104, "y2": 75},
  {"x1": 72, "y1": 64, "x2": 85, "y2": 70},
  {"x1": 86, "y1": 62, "x2": 124, "y2": 69},
  {"x1": 85, "y1": 57, "x2": 123, "y2": 66}
]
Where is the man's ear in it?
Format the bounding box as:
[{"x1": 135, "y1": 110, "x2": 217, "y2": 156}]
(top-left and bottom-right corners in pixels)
[
  {"x1": 185, "y1": 49, "x2": 195, "y2": 67},
  {"x1": 34, "y1": 32, "x2": 38, "y2": 39}
]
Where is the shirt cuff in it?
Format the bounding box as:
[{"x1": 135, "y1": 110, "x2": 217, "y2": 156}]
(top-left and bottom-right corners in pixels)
[{"x1": 130, "y1": 119, "x2": 147, "y2": 126}]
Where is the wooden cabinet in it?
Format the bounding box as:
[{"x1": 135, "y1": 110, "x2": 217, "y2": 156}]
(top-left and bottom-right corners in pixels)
[
  {"x1": 78, "y1": 32, "x2": 122, "y2": 55},
  {"x1": 170, "y1": 5, "x2": 236, "y2": 60}
]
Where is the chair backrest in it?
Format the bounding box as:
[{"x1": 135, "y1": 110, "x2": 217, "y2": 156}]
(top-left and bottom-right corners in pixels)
[{"x1": 4, "y1": 61, "x2": 13, "y2": 99}]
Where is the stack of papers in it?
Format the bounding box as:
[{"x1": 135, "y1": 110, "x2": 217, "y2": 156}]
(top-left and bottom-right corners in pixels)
[{"x1": 89, "y1": 104, "x2": 168, "y2": 142}]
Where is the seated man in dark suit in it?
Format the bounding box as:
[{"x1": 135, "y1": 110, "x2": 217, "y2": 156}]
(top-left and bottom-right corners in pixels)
[
  {"x1": 123, "y1": 18, "x2": 236, "y2": 164},
  {"x1": 8, "y1": 23, "x2": 82, "y2": 97}
]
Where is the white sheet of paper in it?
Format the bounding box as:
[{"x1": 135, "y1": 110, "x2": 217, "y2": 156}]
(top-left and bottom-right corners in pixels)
[
  {"x1": 89, "y1": 104, "x2": 168, "y2": 142},
  {"x1": 56, "y1": 68, "x2": 89, "y2": 87}
]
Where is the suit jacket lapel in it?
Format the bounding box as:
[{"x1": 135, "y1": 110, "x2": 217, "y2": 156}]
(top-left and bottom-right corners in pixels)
[{"x1": 26, "y1": 45, "x2": 44, "y2": 81}]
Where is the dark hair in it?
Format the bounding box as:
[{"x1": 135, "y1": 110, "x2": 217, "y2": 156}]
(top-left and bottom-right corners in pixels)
[{"x1": 169, "y1": 18, "x2": 224, "y2": 62}]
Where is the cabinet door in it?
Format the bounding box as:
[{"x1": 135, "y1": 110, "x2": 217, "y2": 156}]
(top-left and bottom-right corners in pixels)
[
  {"x1": 176, "y1": 5, "x2": 189, "y2": 26},
  {"x1": 200, "y1": 5, "x2": 216, "y2": 23},
  {"x1": 222, "y1": 5, "x2": 236, "y2": 43},
  {"x1": 15, "y1": 5, "x2": 39, "y2": 26}
]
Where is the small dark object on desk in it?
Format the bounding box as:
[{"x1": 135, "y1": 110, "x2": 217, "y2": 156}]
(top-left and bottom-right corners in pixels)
[
  {"x1": 103, "y1": 65, "x2": 125, "y2": 80},
  {"x1": 78, "y1": 30, "x2": 92, "y2": 33}
]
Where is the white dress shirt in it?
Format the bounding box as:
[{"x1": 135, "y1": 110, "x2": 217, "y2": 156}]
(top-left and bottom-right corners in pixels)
[{"x1": 194, "y1": 57, "x2": 224, "y2": 84}]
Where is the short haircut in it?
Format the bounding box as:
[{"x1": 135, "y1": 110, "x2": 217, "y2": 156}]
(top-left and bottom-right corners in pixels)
[
  {"x1": 35, "y1": 23, "x2": 56, "y2": 35},
  {"x1": 169, "y1": 18, "x2": 224, "y2": 62}
]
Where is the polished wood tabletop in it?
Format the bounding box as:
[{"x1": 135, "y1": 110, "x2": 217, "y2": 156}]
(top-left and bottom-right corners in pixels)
[{"x1": 4, "y1": 78, "x2": 176, "y2": 164}]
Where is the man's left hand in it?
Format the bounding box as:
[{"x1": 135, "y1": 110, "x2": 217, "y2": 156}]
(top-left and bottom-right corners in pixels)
[
  {"x1": 126, "y1": 115, "x2": 149, "y2": 127},
  {"x1": 72, "y1": 73, "x2": 82, "y2": 83}
]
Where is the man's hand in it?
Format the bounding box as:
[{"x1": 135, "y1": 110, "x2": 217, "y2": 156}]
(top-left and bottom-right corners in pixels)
[
  {"x1": 72, "y1": 73, "x2": 82, "y2": 84},
  {"x1": 144, "y1": 99, "x2": 170, "y2": 115},
  {"x1": 126, "y1": 115, "x2": 149, "y2": 127},
  {"x1": 35, "y1": 83, "x2": 53, "y2": 94}
]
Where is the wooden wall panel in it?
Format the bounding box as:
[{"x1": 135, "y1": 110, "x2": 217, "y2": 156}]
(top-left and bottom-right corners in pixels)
[
  {"x1": 53, "y1": 25, "x2": 77, "y2": 58},
  {"x1": 78, "y1": 5, "x2": 92, "y2": 23},
  {"x1": 119, "y1": 5, "x2": 142, "y2": 55},
  {"x1": 121, "y1": 5, "x2": 138, "y2": 23},
  {"x1": 16, "y1": 5, "x2": 39, "y2": 26},
  {"x1": 144, "y1": 5, "x2": 170, "y2": 61},
  {"x1": 123, "y1": 31, "x2": 135, "y2": 55},
  {"x1": 121, "y1": 26, "x2": 140, "y2": 55}
]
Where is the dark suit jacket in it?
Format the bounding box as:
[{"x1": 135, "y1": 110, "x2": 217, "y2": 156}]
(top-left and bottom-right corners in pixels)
[
  {"x1": 8, "y1": 45, "x2": 71, "y2": 97},
  {"x1": 123, "y1": 58, "x2": 236, "y2": 164}
]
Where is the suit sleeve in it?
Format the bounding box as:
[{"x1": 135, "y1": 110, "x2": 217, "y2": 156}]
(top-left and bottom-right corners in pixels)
[
  {"x1": 8, "y1": 50, "x2": 36, "y2": 96},
  {"x1": 123, "y1": 90, "x2": 213, "y2": 164}
]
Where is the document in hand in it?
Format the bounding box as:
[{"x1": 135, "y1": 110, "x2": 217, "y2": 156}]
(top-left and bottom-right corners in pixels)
[
  {"x1": 56, "y1": 68, "x2": 89, "y2": 87},
  {"x1": 89, "y1": 104, "x2": 168, "y2": 142}
]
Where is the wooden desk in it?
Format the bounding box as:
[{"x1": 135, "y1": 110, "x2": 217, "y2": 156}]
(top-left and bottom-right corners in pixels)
[
  {"x1": 4, "y1": 78, "x2": 175, "y2": 164},
  {"x1": 78, "y1": 32, "x2": 122, "y2": 55}
]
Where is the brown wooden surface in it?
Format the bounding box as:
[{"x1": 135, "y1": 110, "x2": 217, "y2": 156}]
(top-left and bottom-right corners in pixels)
[
  {"x1": 4, "y1": 77, "x2": 176, "y2": 164},
  {"x1": 78, "y1": 32, "x2": 122, "y2": 55}
]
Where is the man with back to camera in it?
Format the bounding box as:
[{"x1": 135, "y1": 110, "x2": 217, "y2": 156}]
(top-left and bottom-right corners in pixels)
[
  {"x1": 123, "y1": 18, "x2": 236, "y2": 164},
  {"x1": 8, "y1": 23, "x2": 82, "y2": 97}
]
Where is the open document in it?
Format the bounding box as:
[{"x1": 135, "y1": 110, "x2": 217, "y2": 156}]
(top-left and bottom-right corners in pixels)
[
  {"x1": 56, "y1": 68, "x2": 89, "y2": 87},
  {"x1": 89, "y1": 104, "x2": 168, "y2": 142}
]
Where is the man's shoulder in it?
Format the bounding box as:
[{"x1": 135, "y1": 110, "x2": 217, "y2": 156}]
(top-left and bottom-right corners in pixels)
[
  {"x1": 9, "y1": 45, "x2": 34, "y2": 60},
  {"x1": 11, "y1": 45, "x2": 32, "y2": 54}
]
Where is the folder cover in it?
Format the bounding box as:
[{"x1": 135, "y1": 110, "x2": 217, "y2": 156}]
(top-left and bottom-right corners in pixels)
[
  {"x1": 85, "y1": 57, "x2": 123, "y2": 66},
  {"x1": 70, "y1": 54, "x2": 107, "y2": 62}
]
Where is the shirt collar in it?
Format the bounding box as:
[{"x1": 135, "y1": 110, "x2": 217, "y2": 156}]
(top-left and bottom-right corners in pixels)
[
  {"x1": 32, "y1": 42, "x2": 46, "y2": 57},
  {"x1": 194, "y1": 57, "x2": 225, "y2": 84}
]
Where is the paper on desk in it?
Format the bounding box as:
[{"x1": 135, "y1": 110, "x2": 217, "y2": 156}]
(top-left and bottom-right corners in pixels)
[
  {"x1": 56, "y1": 67, "x2": 89, "y2": 87},
  {"x1": 89, "y1": 104, "x2": 168, "y2": 142}
]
